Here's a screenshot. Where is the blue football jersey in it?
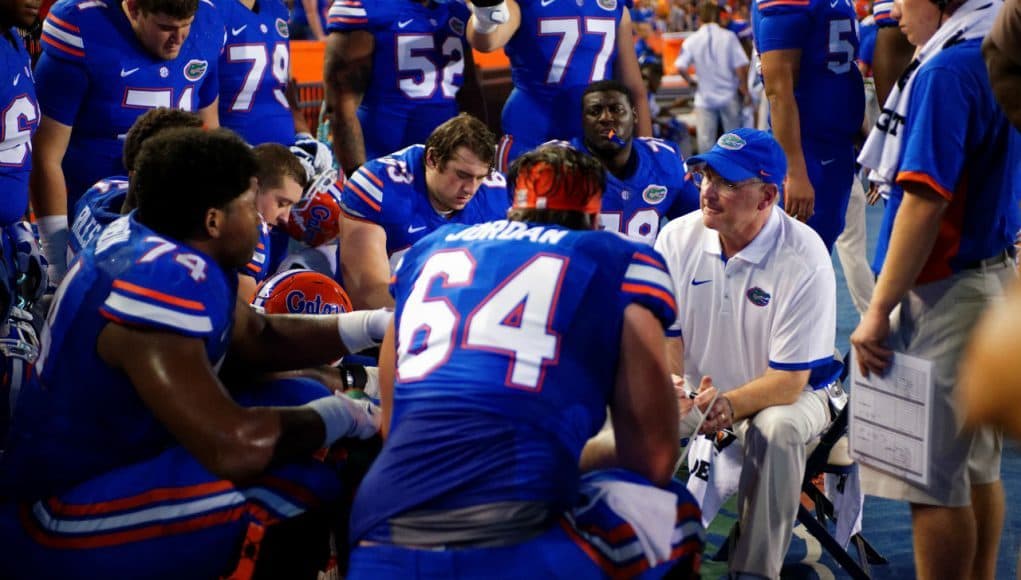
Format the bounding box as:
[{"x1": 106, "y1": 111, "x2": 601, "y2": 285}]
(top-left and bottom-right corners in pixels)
[
  {"x1": 340, "y1": 144, "x2": 509, "y2": 267},
  {"x1": 565, "y1": 136, "x2": 699, "y2": 244},
  {"x1": 37, "y1": 0, "x2": 224, "y2": 207},
  {"x1": 216, "y1": 0, "x2": 295, "y2": 145},
  {"x1": 325, "y1": 0, "x2": 470, "y2": 157},
  {"x1": 501, "y1": 0, "x2": 632, "y2": 147},
  {"x1": 326, "y1": 0, "x2": 470, "y2": 108},
  {"x1": 349, "y1": 219, "x2": 678, "y2": 543},
  {"x1": 0, "y1": 29, "x2": 40, "y2": 226},
  {"x1": 0, "y1": 215, "x2": 236, "y2": 499},
  {"x1": 752, "y1": 0, "x2": 865, "y2": 141},
  {"x1": 68, "y1": 176, "x2": 128, "y2": 261}
]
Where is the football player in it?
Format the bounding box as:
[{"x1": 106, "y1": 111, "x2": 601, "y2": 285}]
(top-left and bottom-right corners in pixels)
[
  {"x1": 322, "y1": 0, "x2": 486, "y2": 175},
  {"x1": 0, "y1": 0, "x2": 41, "y2": 226},
  {"x1": 68, "y1": 107, "x2": 203, "y2": 262},
  {"x1": 466, "y1": 0, "x2": 652, "y2": 169},
  {"x1": 31, "y1": 0, "x2": 225, "y2": 281},
  {"x1": 0, "y1": 128, "x2": 388, "y2": 578},
  {"x1": 549, "y1": 80, "x2": 699, "y2": 245},
  {"x1": 347, "y1": 145, "x2": 703, "y2": 578},
  {"x1": 339, "y1": 113, "x2": 508, "y2": 310},
  {"x1": 752, "y1": 0, "x2": 865, "y2": 251},
  {"x1": 214, "y1": 0, "x2": 298, "y2": 145}
]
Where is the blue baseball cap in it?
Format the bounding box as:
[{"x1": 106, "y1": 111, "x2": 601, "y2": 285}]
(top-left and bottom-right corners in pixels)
[{"x1": 687, "y1": 129, "x2": 787, "y2": 187}]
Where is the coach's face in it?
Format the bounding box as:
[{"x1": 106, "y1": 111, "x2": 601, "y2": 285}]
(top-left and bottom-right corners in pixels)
[
  {"x1": 697, "y1": 165, "x2": 773, "y2": 234},
  {"x1": 424, "y1": 146, "x2": 491, "y2": 214},
  {"x1": 581, "y1": 91, "x2": 636, "y2": 156},
  {"x1": 126, "y1": 1, "x2": 194, "y2": 60}
]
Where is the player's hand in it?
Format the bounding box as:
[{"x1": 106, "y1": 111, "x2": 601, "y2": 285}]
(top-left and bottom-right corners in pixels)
[
  {"x1": 850, "y1": 308, "x2": 893, "y2": 377},
  {"x1": 336, "y1": 392, "x2": 381, "y2": 439},
  {"x1": 286, "y1": 79, "x2": 312, "y2": 135},
  {"x1": 783, "y1": 172, "x2": 815, "y2": 222},
  {"x1": 469, "y1": 0, "x2": 509, "y2": 34}
]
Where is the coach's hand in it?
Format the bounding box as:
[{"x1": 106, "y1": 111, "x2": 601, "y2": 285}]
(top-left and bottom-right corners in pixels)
[{"x1": 851, "y1": 308, "x2": 893, "y2": 377}]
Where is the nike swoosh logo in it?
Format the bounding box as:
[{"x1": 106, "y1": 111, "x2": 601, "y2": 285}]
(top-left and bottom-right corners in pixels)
[
  {"x1": 397, "y1": 19, "x2": 413, "y2": 28},
  {"x1": 12, "y1": 74, "x2": 19, "y2": 86},
  {"x1": 120, "y1": 67, "x2": 140, "y2": 77},
  {"x1": 541, "y1": 0, "x2": 555, "y2": 5},
  {"x1": 408, "y1": 225, "x2": 427, "y2": 233},
  {"x1": 820, "y1": 158, "x2": 836, "y2": 166},
  {"x1": 232, "y1": 25, "x2": 247, "y2": 35},
  {"x1": 830, "y1": 0, "x2": 839, "y2": 6},
  {"x1": 691, "y1": 279, "x2": 712, "y2": 286}
]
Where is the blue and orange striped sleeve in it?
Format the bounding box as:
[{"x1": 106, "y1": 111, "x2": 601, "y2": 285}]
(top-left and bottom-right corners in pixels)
[
  {"x1": 325, "y1": 0, "x2": 371, "y2": 32},
  {"x1": 620, "y1": 248, "x2": 678, "y2": 332},
  {"x1": 100, "y1": 279, "x2": 215, "y2": 337},
  {"x1": 340, "y1": 163, "x2": 387, "y2": 223}
]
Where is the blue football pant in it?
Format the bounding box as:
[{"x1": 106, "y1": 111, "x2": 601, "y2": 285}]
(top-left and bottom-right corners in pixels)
[{"x1": 0, "y1": 377, "x2": 344, "y2": 580}]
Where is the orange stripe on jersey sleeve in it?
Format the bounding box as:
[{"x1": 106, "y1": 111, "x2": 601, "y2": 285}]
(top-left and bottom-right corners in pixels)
[
  {"x1": 631, "y1": 251, "x2": 667, "y2": 270},
  {"x1": 621, "y1": 282, "x2": 678, "y2": 312},
  {"x1": 47, "y1": 13, "x2": 80, "y2": 32},
  {"x1": 345, "y1": 181, "x2": 382, "y2": 212},
  {"x1": 328, "y1": 16, "x2": 368, "y2": 24},
  {"x1": 896, "y1": 170, "x2": 954, "y2": 201},
  {"x1": 758, "y1": 0, "x2": 810, "y2": 8},
  {"x1": 112, "y1": 280, "x2": 207, "y2": 312},
  {"x1": 359, "y1": 168, "x2": 384, "y2": 188},
  {"x1": 41, "y1": 35, "x2": 84, "y2": 58}
]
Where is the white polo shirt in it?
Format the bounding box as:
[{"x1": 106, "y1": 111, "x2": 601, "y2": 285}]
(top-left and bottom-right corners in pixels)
[
  {"x1": 654, "y1": 205, "x2": 836, "y2": 393},
  {"x1": 674, "y1": 23, "x2": 750, "y2": 109}
]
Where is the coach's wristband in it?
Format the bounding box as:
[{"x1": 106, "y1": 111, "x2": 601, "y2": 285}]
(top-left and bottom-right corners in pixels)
[{"x1": 305, "y1": 395, "x2": 353, "y2": 448}]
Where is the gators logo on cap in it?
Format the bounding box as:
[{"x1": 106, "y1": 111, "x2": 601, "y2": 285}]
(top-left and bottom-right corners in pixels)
[
  {"x1": 717, "y1": 133, "x2": 746, "y2": 151},
  {"x1": 746, "y1": 286, "x2": 771, "y2": 307},
  {"x1": 183, "y1": 60, "x2": 208, "y2": 81}
]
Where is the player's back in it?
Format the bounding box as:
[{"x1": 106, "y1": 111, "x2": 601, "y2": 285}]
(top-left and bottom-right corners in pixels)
[
  {"x1": 506, "y1": 0, "x2": 629, "y2": 99},
  {"x1": 326, "y1": 0, "x2": 469, "y2": 108},
  {"x1": 752, "y1": 0, "x2": 864, "y2": 141},
  {"x1": 0, "y1": 215, "x2": 235, "y2": 500},
  {"x1": 68, "y1": 176, "x2": 128, "y2": 261},
  {"x1": 215, "y1": 0, "x2": 295, "y2": 145},
  {"x1": 0, "y1": 27, "x2": 39, "y2": 225},
  {"x1": 38, "y1": 0, "x2": 224, "y2": 203},
  {"x1": 350, "y1": 219, "x2": 677, "y2": 543}
]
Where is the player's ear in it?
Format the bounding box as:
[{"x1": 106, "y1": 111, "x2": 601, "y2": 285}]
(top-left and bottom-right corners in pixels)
[
  {"x1": 424, "y1": 148, "x2": 437, "y2": 169},
  {"x1": 124, "y1": 0, "x2": 141, "y2": 18},
  {"x1": 204, "y1": 207, "x2": 223, "y2": 238}
]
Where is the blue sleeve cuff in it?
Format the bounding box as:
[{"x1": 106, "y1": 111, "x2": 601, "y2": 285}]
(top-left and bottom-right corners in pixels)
[
  {"x1": 665, "y1": 328, "x2": 683, "y2": 338},
  {"x1": 768, "y1": 355, "x2": 832, "y2": 371}
]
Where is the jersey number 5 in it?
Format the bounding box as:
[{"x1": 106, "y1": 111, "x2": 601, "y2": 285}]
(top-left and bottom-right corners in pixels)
[
  {"x1": 397, "y1": 249, "x2": 566, "y2": 390},
  {"x1": 397, "y1": 35, "x2": 464, "y2": 99}
]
